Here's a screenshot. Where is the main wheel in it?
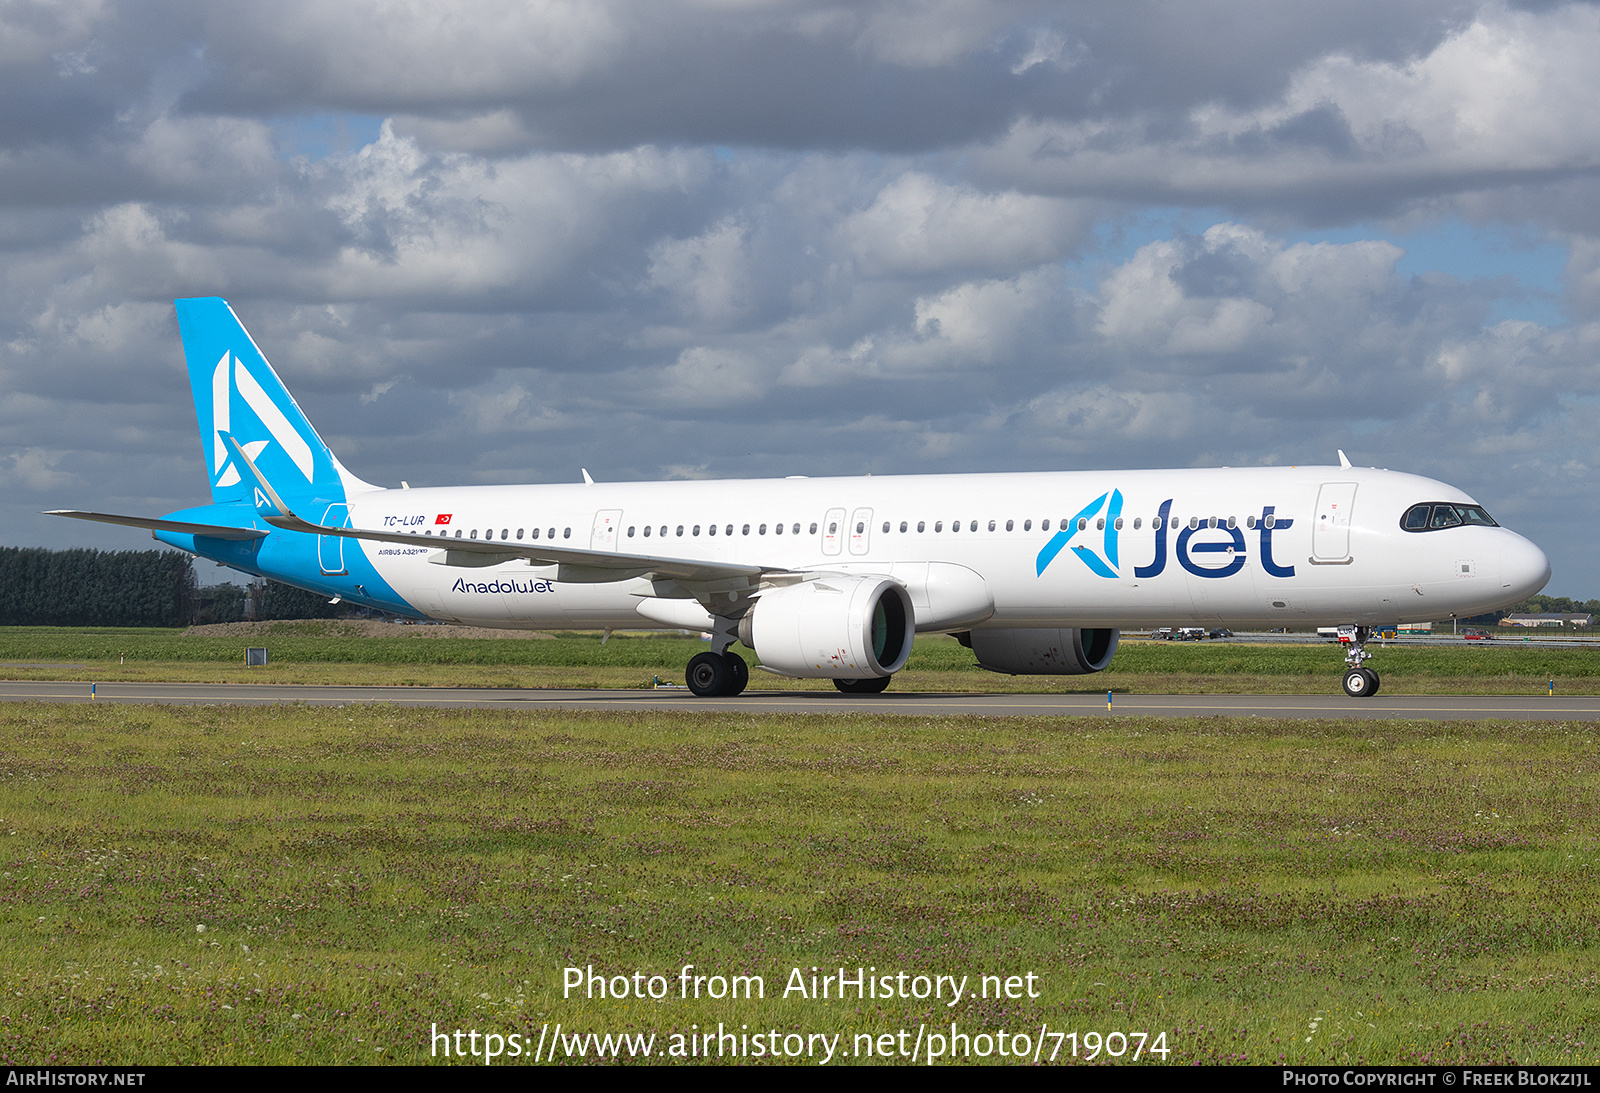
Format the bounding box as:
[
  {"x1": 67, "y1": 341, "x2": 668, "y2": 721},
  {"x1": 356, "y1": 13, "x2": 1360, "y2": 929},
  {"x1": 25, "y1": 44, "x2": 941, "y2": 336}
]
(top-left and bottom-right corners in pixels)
[
  {"x1": 1341, "y1": 667, "x2": 1374, "y2": 698},
  {"x1": 724, "y1": 652, "x2": 749, "y2": 696},
  {"x1": 687, "y1": 651, "x2": 732, "y2": 697},
  {"x1": 833, "y1": 675, "x2": 892, "y2": 694}
]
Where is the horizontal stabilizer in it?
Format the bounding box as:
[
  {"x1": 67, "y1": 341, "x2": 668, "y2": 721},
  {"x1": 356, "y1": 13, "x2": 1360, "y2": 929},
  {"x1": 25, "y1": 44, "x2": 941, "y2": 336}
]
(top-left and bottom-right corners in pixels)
[{"x1": 45, "y1": 510, "x2": 267, "y2": 541}]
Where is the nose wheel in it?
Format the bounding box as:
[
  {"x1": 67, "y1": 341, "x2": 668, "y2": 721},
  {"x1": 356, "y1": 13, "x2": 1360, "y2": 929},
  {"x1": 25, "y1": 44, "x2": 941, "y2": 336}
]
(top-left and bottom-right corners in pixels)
[
  {"x1": 1341, "y1": 666, "x2": 1381, "y2": 697},
  {"x1": 1335, "y1": 625, "x2": 1382, "y2": 698}
]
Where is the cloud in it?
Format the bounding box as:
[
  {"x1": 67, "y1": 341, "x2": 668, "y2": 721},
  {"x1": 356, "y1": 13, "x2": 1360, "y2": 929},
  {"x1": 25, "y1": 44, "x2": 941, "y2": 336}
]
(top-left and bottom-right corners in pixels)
[{"x1": 0, "y1": 0, "x2": 1597, "y2": 595}]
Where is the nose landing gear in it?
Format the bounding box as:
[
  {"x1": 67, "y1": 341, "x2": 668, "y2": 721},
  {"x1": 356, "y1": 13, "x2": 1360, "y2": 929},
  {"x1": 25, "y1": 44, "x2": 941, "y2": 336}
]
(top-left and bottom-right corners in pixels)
[{"x1": 1336, "y1": 625, "x2": 1381, "y2": 697}]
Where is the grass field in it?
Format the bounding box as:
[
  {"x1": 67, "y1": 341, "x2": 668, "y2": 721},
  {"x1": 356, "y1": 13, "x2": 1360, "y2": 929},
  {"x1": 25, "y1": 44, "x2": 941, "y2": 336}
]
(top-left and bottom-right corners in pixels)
[
  {"x1": 0, "y1": 625, "x2": 1596, "y2": 695},
  {"x1": 2, "y1": 702, "x2": 1597, "y2": 1065}
]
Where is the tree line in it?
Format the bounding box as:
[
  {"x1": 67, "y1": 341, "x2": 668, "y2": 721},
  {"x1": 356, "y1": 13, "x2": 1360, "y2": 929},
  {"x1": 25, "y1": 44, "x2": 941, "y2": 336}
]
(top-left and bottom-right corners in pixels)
[{"x1": 0, "y1": 547, "x2": 339, "y2": 627}]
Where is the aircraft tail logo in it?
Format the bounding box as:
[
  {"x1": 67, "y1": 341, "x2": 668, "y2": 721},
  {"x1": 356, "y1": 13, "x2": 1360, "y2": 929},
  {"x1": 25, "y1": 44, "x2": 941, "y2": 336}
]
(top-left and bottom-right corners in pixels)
[{"x1": 176, "y1": 298, "x2": 352, "y2": 506}]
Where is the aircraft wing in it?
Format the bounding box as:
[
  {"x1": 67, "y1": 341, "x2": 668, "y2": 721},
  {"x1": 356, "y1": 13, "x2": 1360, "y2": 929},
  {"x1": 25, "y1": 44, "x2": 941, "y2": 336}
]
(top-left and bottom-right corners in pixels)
[
  {"x1": 219, "y1": 433, "x2": 770, "y2": 585},
  {"x1": 45, "y1": 510, "x2": 268, "y2": 541}
]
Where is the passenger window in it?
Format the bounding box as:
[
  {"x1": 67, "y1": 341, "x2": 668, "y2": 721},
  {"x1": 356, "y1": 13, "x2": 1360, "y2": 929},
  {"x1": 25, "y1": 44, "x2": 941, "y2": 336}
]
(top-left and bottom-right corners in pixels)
[
  {"x1": 935, "y1": 521, "x2": 943, "y2": 532},
  {"x1": 455, "y1": 529, "x2": 463, "y2": 538},
  {"x1": 917, "y1": 521, "x2": 925, "y2": 532},
  {"x1": 1023, "y1": 519, "x2": 1031, "y2": 531},
  {"x1": 1226, "y1": 516, "x2": 1236, "y2": 529},
  {"x1": 708, "y1": 524, "x2": 716, "y2": 536},
  {"x1": 470, "y1": 530, "x2": 478, "y2": 539},
  {"x1": 676, "y1": 525, "x2": 684, "y2": 537},
  {"x1": 532, "y1": 528, "x2": 541, "y2": 539},
  {"x1": 854, "y1": 522, "x2": 863, "y2": 534},
  {"x1": 726, "y1": 525, "x2": 734, "y2": 536},
  {"x1": 743, "y1": 524, "x2": 751, "y2": 535},
  {"x1": 881, "y1": 521, "x2": 889, "y2": 533},
  {"x1": 809, "y1": 523, "x2": 817, "y2": 535},
  {"x1": 951, "y1": 520, "x2": 960, "y2": 533},
  {"x1": 900, "y1": 521, "x2": 908, "y2": 532},
  {"x1": 827, "y1": 522, "x2": 835, "y2": 534},
  {"x1": 1245, "y1": 516, "x2": 1255, "y2": 529},
  {"x1": 1133, "y1": 517, "x2": 1141, "y2": 530},
  {"x1": 792, "y1": 523, "x2": 800, "y2": 535},
  {"x1": 1189, "y1": 517, "x2": 1200, "y2": 530},
  {"x1": 644, "y1": 526, "x2": 651, "y2": 537},
  {"x1": 1114, "y1": 517, "x2": 1124, "y2": 530},
  {"x1": 1078, "y1": 518, "x2": 1088, "y2": 532},
  {"x1": 1095, "y1": 518, "x2": 1103, "y2": 531},
  {"x1": 627, "y1": 527, "x2": 634, "y2": 537},
  {"x1": 759, "y1": 524, "x2": 767, "y2": 535},
  {"x1": 1041, "y1": 520, "x2": 1050, "y2": 531},
  {"x1": 1264, "y1": 514, "x2": 1275, "y2": 529}
]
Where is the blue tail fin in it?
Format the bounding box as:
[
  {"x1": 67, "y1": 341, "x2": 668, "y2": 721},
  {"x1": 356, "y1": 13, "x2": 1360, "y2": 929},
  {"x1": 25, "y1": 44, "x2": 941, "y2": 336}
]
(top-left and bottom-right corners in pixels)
[{"x1": 175, "y1": 298, "x2": 373, "y2": 506}]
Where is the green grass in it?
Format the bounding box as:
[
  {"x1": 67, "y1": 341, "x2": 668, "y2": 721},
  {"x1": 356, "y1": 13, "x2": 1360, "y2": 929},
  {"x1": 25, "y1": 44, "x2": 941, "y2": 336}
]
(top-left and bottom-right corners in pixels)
[
  {"x1": 2, "y1": 703, "x2": 1597, "y2": 1064},
  {"x1": 0, "y1": 627, "x2": 1595, "y2": 694}
]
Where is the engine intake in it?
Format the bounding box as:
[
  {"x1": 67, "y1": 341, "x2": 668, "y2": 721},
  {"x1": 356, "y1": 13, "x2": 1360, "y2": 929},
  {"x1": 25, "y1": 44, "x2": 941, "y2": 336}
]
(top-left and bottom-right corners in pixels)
[{"x1": 739, "y1": 576, "x2": 914, "y2": 679}]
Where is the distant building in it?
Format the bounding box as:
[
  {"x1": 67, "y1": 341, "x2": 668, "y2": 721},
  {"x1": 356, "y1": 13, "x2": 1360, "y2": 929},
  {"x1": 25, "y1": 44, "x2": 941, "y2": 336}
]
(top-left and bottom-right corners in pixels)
[{"x1": 1501, "y1": 613, "x2": 1593, "y2": 627}]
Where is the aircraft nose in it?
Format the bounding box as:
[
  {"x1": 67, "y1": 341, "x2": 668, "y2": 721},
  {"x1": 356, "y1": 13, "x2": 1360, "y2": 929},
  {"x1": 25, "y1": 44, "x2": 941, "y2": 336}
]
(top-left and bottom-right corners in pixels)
[{"x1": 1500, "y1": 533, "x2": 1551, "y2": 601}]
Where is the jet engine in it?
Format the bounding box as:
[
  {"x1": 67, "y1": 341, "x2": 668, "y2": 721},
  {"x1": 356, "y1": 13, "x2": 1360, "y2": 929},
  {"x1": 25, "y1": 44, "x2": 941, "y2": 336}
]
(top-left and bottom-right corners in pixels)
[
  {"x1": 959, "y1": 627, "x2": 1120, "y2": 675},
  {"x1": 738, "y1": 576, "x2": 914, "y2": 679}
]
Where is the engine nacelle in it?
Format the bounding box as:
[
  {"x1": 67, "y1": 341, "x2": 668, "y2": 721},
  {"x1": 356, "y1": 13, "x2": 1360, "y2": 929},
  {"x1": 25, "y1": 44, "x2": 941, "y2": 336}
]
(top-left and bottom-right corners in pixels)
[
  {"x1": 961, "y1": 627, "x2": 1120, "y2": 675},
  {"x1": 738, "y1": 576, "x2": 914, "y2": 679}
]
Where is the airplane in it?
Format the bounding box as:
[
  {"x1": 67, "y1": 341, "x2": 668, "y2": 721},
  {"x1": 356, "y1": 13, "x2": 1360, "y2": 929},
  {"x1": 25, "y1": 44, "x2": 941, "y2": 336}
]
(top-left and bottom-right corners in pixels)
[{"x1": 49, "y1": 297, "x2": 1552, "y2": 699}]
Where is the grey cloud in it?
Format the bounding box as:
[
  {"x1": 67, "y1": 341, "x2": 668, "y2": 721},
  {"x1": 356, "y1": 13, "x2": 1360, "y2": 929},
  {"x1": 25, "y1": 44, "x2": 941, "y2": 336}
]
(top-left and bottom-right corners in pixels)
[{"x1": 2, "y1": 0, "x2": 1597, "y2": 596}]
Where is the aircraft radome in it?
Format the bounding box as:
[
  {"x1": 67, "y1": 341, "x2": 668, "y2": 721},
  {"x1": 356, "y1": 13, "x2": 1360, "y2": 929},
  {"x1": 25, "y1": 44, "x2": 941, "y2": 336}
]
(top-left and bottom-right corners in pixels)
[{"x1": 51, "y1": 298, "x2": 1551, "y2": 698}]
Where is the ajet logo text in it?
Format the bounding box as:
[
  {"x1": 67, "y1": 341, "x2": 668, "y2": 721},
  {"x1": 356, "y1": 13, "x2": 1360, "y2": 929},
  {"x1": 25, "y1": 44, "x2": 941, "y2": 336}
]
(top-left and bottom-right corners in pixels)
[{"x1": 1036, "y1": 490, "x2": 1295, "y2": 580}]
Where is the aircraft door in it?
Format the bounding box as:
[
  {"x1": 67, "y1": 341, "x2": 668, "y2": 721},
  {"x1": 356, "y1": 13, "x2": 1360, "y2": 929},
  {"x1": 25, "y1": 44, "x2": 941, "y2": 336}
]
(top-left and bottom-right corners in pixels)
[
  {"x1": 821, "y1": 507, "x2": 846, "y2": 556},
  {"x1": 848, "y1": 507, "x2": 873, "y2": 555},
  {"x1": 319, "y1": 503, "x2": 350, "y2": 575},
  {"x1": 1313, "y1": 483, "x2": 1358, "y2": 562},
  {"x1": 591, "y1": 509, "x2": 622, "y2": 551}
]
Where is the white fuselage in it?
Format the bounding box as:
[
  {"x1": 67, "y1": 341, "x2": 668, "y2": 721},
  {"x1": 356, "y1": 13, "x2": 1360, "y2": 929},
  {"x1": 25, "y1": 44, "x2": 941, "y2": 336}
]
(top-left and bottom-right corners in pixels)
[{"x1": 340, "y1": 465, "x2": 1550, "y2": 631}]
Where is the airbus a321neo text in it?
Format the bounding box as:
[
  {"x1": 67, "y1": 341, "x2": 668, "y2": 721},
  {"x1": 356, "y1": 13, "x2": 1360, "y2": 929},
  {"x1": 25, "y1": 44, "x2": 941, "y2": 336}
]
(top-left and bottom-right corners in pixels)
[{"x1": 51, "y1": 298, "x2": 1551, "y2": 698}]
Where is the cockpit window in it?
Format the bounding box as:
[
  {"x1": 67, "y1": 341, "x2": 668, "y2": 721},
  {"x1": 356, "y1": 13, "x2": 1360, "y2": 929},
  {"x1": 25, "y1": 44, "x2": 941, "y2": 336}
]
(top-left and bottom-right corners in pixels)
[{"x1": 1401, "y1": 502, "x2": 1499, "y2": 532}]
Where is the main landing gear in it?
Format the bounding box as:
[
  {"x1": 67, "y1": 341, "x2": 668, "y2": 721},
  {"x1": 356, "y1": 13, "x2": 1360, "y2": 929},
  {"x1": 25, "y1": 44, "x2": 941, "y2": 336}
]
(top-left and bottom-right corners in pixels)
[
  {"x1": 686, "y1": 650, "x2": 750, "y2": 697},
  {"x1": 833, "y1": 676, "x2": 892, "y2": 694},
  {"x1": 1336, "y1": 625, "x2": 1381, "y2": 698}
]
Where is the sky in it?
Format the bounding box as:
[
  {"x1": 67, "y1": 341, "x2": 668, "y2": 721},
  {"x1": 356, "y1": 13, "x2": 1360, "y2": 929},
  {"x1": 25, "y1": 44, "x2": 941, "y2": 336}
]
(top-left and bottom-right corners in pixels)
[{"x1": 2, "y1": 0, "x2": 1597, "y2": 597}]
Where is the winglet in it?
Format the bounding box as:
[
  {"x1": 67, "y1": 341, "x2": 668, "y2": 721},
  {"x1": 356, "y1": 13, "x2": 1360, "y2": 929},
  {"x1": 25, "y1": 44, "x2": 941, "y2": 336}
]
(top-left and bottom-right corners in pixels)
[
  {"x1": 1337, "y1": 449, "x2": 1352, "y2": 468},
  {"x1": 582, "y1": 468, "x2": 595, "y2": 485}
]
